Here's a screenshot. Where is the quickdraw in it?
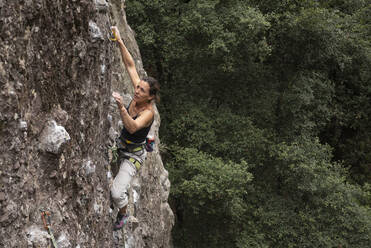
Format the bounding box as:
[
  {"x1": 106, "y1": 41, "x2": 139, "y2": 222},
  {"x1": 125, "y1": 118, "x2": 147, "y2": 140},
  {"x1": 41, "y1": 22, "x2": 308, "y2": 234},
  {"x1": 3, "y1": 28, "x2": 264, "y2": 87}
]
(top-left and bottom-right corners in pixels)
[
  {"x1": 41, "y1": 210, "x2": 59, "y2": 248},
  {"x1": 110, "y1": 145, "x2": 119, "y2": 164}
]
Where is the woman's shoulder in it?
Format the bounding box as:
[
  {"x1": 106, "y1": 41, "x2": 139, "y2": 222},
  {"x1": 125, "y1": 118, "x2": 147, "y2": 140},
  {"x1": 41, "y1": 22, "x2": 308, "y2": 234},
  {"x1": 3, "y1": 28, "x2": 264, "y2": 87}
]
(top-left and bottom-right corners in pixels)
[
  {"x1": 143, "y1": 106, "x2": 155, "y2": 118},
  {"x1": 137, "y1": 103, "x2": 154, "y2": 117}
]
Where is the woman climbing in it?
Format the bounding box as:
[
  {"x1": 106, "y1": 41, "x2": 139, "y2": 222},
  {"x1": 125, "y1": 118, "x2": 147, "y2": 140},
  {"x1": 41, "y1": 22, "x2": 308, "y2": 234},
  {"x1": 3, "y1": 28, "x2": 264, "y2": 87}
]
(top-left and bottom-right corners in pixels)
[{"x1": 110, "y1": 26, "x2": 160, "y2": 231}]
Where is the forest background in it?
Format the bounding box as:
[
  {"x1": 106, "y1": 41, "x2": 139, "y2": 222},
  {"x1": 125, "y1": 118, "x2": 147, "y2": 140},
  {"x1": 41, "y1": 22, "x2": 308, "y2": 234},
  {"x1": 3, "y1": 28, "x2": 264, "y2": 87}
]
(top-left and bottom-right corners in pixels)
[{"x1": 125, "y1": 0, "x2": 371, "y2": 247}]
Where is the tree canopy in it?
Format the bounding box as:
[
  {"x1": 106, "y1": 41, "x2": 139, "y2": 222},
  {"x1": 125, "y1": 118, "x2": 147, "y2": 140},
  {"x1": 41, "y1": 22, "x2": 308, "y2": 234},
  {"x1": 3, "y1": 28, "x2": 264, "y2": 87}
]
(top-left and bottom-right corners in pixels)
[{"x1": 126, "y1": 0, "x2": 371, "y2": 246}]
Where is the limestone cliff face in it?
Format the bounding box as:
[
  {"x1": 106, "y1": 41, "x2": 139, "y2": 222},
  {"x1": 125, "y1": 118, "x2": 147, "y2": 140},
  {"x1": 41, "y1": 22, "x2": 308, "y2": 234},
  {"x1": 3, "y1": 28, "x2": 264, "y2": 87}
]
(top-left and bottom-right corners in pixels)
[{"x1": 0, "y1": 0, "x2": 174, "y2": 247}]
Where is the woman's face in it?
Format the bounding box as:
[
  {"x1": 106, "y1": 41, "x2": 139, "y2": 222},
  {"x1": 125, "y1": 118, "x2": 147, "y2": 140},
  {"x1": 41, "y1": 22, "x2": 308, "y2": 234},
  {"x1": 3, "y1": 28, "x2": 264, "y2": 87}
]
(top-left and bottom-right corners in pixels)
[{"x1": 134, "y1": 80, "x2": 153, "y2": 103}]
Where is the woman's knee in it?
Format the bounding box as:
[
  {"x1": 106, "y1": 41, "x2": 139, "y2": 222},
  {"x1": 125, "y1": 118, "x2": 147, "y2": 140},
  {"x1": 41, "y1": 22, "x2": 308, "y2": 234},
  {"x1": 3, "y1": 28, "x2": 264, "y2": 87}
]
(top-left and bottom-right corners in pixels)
[
  {"x1": 111, "y1": 185, "x2": 128, "y2": 207},
  {"x1": 111, "y1": 186, "x2": 121, "y2": 202}
]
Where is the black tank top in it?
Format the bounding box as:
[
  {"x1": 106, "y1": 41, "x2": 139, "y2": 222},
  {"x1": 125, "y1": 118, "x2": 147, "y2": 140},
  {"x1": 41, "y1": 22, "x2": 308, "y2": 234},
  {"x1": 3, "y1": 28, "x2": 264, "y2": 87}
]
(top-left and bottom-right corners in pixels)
[{"x1": 119, "y1": 101, "x2": 153, "y2": 143}]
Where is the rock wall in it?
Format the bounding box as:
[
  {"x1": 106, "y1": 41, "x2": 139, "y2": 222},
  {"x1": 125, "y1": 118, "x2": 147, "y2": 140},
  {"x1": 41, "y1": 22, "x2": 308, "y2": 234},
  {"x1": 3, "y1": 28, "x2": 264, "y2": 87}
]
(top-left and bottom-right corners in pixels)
[{"x1": 0, "y1": 0, "x2": 173, "y2": 247}]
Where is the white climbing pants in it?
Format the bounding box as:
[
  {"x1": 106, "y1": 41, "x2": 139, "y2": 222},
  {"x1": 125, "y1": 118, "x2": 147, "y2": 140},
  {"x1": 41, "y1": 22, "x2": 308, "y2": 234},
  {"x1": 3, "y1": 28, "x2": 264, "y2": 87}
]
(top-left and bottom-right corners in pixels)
[{"x1": 111, "y1": 149, "x2": 146, "y2": 209}]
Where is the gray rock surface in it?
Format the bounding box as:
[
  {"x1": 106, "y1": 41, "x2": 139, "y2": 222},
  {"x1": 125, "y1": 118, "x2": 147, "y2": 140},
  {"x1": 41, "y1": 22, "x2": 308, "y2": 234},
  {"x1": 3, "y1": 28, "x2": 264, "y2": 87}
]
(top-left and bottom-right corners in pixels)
[
  {"x1": 0, "y1": 0, "x2": 174, "y2": 247},
  {"x1": 39, "y1": 120, "x2": 70, "y2": 154}
]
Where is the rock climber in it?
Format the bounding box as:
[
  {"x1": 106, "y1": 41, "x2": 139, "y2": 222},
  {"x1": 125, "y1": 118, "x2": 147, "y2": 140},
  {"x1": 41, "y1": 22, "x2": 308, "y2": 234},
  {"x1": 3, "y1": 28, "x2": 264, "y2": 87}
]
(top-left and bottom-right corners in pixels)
[{"x1": 110, "y1": 26, "x2": 160, "y2": 231}]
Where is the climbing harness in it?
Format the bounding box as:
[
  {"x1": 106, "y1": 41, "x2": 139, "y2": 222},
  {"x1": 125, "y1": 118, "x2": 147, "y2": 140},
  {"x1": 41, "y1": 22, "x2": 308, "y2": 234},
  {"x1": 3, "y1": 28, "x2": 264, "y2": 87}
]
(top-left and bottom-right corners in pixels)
[
  {"x1": 129, "y1": 157, "x2": 142, "y2": 171},
  {"x1": 115, "y1": 137, "x2": 144, "y2": 170},
  {"x1": 115, "y1": 135, "x2": 155, "y2": 155},
  {"x1": 114, "y1": 135, "x2": 155, "y2": 170},
  {"x1": 41, "y1": 210, "x2": 59, "y2": 248},
  {"x1": 116, "y1": 137, "x2": 145, "y2": 153}
]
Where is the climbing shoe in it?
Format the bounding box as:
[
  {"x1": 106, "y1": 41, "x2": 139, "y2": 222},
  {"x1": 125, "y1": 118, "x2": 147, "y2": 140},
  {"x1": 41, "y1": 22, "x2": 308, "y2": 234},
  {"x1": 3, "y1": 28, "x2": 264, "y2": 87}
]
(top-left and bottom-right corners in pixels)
[{"x1": 113, "y1": 212, "x2": 128, "y2": 231}]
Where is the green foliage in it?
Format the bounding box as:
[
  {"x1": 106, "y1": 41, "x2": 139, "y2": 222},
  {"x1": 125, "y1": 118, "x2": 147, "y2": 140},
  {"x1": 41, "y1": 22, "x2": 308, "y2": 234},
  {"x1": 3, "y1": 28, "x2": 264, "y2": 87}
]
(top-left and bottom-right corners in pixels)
[
  {"x1": 275, "y1": 71, "x2": 335, "y2": 138},
  {"x1": 127, "y1": 0, "x2": 271, "y2": 106},
  {"x1": 168, "y1": 147, "x2": 252, "y2": 247},
  {"x1": 264, "y1": 138, "x2": 371, "y2": 247},
  {"x1": 239, "y1": 138, "x2": 371, "y2": 247},
  {"x1": 318, "y1": 0, "x2": 368, "y2": 14},
  {"x1": 168, "y1": 136, "x2": 371, "y2": 247},
  {"x1": 126, "y1": 0, "x2": 371, "y2": 247},
  {"x1": 164, "y1": 102, "x2": 216, "y2": 151},
  {"x1": 163, "y1": 102, "x2": 271, "y2": 163}
]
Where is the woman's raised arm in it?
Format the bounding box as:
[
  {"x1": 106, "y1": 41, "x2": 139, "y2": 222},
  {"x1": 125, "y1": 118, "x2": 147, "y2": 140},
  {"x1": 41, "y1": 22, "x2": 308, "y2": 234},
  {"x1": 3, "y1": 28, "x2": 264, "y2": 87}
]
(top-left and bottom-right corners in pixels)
[{"x1": 111, "y1": 26, "x2": 140, "y2": 88}]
